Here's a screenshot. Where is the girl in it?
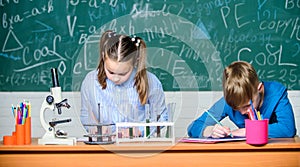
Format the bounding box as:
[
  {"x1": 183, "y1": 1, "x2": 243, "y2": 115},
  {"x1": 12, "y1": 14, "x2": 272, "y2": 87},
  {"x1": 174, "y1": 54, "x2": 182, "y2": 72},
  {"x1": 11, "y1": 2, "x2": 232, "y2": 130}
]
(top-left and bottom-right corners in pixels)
[{"x1": 80, "y1": 30, "x2": 167, "y2": 137}]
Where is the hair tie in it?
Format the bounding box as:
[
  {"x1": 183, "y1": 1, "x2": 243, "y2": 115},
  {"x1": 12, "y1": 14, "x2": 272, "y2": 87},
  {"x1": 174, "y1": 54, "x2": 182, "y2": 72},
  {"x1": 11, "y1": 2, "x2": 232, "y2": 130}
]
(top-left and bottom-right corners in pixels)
[
  {"x1": 108, "y1": 31, "x2": 116, "y2": 38},
  {"x1": 131, "y1": 36, "x2": 141, "y2": 47}
]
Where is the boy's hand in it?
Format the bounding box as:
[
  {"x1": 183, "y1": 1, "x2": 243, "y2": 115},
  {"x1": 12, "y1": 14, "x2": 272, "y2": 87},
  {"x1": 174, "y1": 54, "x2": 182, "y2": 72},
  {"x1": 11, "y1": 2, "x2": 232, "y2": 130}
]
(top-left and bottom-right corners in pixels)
[
  {"x1": 210, "y1": 124, "x2": 232, "y2": 138},
  {"x1": 231, "y1": 128, "x2": 246, "y2": 137}
]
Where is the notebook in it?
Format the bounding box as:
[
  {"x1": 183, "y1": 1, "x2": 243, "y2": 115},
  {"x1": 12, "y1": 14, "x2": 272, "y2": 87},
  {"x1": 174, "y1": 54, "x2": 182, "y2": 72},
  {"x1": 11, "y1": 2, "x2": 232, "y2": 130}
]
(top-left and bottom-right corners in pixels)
[{"x1": 179, "y1": 136, "x2": 246, "y2": 144}]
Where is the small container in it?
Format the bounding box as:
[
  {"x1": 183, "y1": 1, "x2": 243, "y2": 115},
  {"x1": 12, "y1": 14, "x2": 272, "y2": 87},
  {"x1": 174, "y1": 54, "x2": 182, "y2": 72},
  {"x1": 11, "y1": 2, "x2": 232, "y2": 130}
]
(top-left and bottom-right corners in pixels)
[
  {"x1": 245, "y1": 119, "x2": 268, "y2": 145},
  {"x1": 12, "y1": 131, "x2": 17, "y2": 144},
  {"x1": 3, "y1": 136, "x2": 14, "y2": 145},
  {"x1": 16, "y1": 124, "x2": 25, "y2": 145},
  {"x1": 25, "y1": 117, "x2": 31, "y2": 144}
]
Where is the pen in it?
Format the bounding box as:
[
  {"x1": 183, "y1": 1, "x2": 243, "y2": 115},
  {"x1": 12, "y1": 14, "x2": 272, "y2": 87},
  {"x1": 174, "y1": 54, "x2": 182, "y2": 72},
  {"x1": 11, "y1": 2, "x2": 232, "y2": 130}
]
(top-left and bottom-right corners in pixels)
[{"x1": 205, "y1": 111, "x2": 233, "y2": 138}]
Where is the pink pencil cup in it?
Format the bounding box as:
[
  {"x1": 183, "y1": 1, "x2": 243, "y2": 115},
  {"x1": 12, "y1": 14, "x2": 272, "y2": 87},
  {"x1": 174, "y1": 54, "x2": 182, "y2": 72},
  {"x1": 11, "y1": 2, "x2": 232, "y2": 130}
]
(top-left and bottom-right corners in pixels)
[{"x1": 245, "y1": 119, "x2": 268, "y2": 145}]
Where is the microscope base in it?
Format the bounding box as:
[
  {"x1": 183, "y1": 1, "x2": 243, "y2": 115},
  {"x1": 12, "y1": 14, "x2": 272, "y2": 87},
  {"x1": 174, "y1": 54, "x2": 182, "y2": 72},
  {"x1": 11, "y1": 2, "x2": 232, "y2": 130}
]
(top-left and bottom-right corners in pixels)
[{"x1": 38, "y1": 137, "x2": 76, "y2": 145}]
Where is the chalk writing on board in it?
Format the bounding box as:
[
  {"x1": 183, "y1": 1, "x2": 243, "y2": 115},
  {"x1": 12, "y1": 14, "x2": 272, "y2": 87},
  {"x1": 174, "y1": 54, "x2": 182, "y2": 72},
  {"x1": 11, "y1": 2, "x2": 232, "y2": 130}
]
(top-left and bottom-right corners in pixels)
[{"x1": 0, "y1": 0, "x2": 299, "y2": 91}]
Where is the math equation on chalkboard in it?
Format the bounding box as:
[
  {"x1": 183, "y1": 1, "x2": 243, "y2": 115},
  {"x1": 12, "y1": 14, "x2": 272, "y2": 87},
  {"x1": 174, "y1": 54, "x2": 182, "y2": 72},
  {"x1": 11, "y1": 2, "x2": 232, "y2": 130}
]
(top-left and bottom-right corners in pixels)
[{"x1": 0, "y1": 0, "x2": 299, "y2": 91}]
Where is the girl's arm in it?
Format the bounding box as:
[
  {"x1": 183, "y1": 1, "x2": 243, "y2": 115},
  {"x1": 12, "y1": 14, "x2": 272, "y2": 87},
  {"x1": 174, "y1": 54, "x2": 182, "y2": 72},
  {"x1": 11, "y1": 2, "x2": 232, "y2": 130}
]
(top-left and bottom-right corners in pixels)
[{"x1": 80, "y1": 77, "x2": 90, "y2": 126}]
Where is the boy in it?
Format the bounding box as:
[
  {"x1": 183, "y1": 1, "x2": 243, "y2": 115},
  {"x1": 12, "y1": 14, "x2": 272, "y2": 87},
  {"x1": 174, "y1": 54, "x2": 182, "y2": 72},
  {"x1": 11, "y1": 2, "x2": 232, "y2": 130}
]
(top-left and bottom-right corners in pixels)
[{"x1": 187, "y1": 61, "x2": 296, "y2": 138}]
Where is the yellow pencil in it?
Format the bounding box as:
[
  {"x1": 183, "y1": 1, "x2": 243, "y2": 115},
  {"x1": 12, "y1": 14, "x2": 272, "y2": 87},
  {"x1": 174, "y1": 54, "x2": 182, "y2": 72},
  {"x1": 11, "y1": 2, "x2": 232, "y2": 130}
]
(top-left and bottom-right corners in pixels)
[{"x1": 257, "y1": 111, "x2": 261, "y2": 120}]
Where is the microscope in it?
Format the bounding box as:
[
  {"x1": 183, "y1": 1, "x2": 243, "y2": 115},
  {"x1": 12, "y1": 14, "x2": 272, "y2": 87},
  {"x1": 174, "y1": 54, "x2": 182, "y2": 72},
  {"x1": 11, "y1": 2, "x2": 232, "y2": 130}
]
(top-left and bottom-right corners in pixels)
[{"x1": 38, "y1": 68, "x2": 76, "y2": 145}]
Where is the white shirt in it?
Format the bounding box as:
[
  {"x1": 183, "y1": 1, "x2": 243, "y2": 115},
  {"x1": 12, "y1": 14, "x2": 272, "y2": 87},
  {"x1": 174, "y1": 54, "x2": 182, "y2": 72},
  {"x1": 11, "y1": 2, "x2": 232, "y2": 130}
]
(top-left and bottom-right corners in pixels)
[{"x1": 80, "y1": 69, "x2": 168, "y2": 128}]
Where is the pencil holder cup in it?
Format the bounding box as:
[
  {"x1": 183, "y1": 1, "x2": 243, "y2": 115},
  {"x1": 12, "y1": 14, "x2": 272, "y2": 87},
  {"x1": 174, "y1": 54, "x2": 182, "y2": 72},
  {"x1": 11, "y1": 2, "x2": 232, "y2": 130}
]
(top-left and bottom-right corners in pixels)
[
  {"x1": 245, "y1": 119, "x2": 268, "y2": 145},
  {"x1": 25, "y1": 117, "x2": 32, "y2": 144},
  {"x1": 12, "y1": 131, "x2": 17, "y2": 144},
  {"x1": 3, "y1": 135, "x2": 14, "y2": 145},
  {"x1": 16, "y1": 124, "x2": 25, "y2": 145}
]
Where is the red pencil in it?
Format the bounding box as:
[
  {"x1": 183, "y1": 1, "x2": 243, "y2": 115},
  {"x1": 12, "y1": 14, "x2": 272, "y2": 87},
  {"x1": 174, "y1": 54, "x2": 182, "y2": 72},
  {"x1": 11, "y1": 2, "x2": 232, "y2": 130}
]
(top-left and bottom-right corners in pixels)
[{"x1": 247, "y1": 108, "x2": 255, "y2": 120}]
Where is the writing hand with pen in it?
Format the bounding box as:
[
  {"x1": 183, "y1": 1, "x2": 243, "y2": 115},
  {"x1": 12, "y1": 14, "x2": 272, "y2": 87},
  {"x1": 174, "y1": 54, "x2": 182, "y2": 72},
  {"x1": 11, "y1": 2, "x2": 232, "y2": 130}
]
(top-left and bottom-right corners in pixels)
[
  {"x1": 203, "y1": 124, "x2": 246, "y2": 139},
  {"x1": 211, "y1": 124, "x2": 233, "y2": 138},
  {"x1": 205, "y1": 111, "x2": 233, "y2": 138},
  {"x1": 203, "y1": 111, "x2": 236, "y2": 138}
]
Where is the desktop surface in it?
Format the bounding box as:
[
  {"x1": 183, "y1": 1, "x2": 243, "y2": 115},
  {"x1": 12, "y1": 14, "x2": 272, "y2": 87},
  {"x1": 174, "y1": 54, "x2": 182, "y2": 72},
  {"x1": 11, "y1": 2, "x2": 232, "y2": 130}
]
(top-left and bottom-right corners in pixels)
[{"x1": 0, "y1": 137, "x2": 299, "y2": 167}]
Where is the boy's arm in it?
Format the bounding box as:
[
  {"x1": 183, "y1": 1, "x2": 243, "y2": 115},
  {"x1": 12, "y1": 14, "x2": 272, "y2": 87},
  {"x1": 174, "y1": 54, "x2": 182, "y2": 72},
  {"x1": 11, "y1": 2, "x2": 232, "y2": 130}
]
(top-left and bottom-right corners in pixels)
[
  {"x1": 268, "y1": 91, "x2": 296, "y2": 138},
  {"x1": 188, "y1": 98, "x2": 227, "y2": 138}
]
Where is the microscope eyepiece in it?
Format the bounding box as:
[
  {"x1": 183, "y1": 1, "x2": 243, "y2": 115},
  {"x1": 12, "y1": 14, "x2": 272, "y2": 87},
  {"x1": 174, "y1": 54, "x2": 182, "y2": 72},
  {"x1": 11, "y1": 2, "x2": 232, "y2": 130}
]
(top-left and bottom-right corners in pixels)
[{"x1": 51, "y1": 68, "x2": 60, "y2": 87}]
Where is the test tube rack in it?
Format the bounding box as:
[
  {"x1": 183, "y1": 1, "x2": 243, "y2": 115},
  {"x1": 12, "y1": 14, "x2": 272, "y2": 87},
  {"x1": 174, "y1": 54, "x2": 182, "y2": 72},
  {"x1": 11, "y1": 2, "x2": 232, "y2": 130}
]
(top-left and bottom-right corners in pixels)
[
  {"x1": 83, "y1": 123, "x2": 116, "y2": 145},
  {"x1": 115, "y1": 122, "x2": 175, "y2": 145}
]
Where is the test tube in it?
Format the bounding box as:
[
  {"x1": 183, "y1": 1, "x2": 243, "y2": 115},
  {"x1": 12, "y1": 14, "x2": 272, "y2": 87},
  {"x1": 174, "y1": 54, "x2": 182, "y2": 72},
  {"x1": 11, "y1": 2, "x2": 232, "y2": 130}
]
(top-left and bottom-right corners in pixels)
[
  {"x1": 115, "y1": 106, "x2": 122, "y2": 138},
  {"x1": 156, "y1": 113, "x2": 161, "y2": 137},
  {"x1": 166, "y1": 103, "x2": 175, "y2": 138},
  {"x1": 150, "y1": 106, "x2": 161, "y2": 137},
  {"x1": 97, "y1": 103, "x2": 103, "y2": 142},
  {"x1": 127, "y1": 105, "x2": 134, "y2": 139},
  {"x1": 122, "y1": 104, "x2": 133, "y2": 139},
  {"x1": 102, "y1": 105, "x2": 113, "y2": 142},
  {"x1": 132, "y1": 106, "x2": 139, "y2": 138},
  {"x1": 145, "y1": 104, "x2": 150, "y2": 138}
]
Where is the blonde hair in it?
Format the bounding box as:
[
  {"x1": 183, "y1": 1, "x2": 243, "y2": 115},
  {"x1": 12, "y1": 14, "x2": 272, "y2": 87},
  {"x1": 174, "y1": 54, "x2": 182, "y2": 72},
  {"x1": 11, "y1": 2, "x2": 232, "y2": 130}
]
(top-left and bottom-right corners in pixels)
[
  {"x1": 222, "y1": 61, "x2": 260, "y2": 109},
  {"x1": 97, "y1": 30, "x2": 148, "y2": 104}
]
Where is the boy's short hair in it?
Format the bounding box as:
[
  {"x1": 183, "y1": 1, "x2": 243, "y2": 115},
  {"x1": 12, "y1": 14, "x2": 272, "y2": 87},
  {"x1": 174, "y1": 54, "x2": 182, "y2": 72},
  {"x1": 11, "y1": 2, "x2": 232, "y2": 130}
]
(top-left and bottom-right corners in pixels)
[{"x1": 222, "y1": 61, "x2": 260, "y2": 110}]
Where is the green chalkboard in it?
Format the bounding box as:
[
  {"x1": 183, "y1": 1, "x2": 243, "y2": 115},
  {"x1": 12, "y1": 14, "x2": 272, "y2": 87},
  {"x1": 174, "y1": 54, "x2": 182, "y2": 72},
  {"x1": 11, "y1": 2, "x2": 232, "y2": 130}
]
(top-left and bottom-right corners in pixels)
[{"x1": 1, "y1": 0, "x2": 299, "y2": 91}]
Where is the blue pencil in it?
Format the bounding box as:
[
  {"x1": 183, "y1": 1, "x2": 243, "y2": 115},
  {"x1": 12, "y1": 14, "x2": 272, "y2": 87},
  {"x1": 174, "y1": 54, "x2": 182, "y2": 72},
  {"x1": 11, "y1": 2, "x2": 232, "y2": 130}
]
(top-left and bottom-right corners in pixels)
[
  {"x1": 205, "y1": 111, "x2": 233, "y2": 138},
  {"x1": 11, "y1": 105, "x2": 15, "y2": 118}
]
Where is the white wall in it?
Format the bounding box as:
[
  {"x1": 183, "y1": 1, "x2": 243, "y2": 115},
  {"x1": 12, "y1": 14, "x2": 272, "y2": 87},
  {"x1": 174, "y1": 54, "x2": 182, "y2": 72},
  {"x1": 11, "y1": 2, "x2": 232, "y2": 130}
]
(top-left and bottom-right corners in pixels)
[{"x1": 0, "y1": 91, "x2": 299, "y2": 140}]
